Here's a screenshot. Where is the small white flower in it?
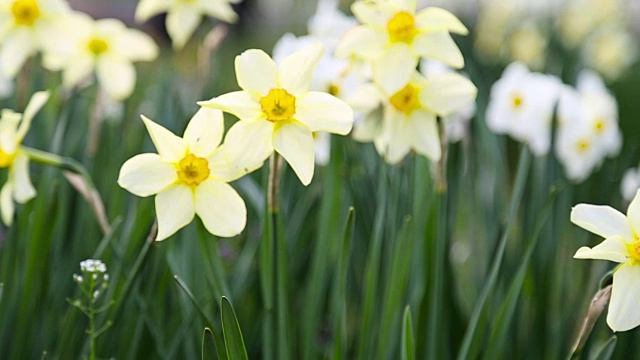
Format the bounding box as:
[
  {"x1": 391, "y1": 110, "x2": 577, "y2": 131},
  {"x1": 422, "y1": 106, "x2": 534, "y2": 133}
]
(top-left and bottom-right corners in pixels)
[{"x1": 582, "y1": 25, "x2": 638, "y2": 82}]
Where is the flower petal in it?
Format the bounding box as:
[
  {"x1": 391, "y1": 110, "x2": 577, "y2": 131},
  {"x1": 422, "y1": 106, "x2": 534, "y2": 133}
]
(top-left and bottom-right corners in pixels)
[
  {"x1": 224, "y1": 120, "x2": 274, "y2": 174},
  {"x1": 273, "y1": 121, "x2": 315, "y2": 185},
  {"x1": 96, "y1": 56, "x2": 136, "y2": 101},
  {"x1": 419, "y1": 72, "x2": 477, "y2": 117},
  {"x1": 0, "y1": 181, "x2": 13, "y2": 226},
  {"x1": 608, "y1": 264, "x2": 640, "y2": 332},
  {"x1": 351, "y1": 1, "x2": 389, "y2": 27},
  {"x1": 0, "y1": 28, "x2": 35, "y2": 78},
  {"x1": 570, "y1": 204, "x2": 633, "y2": 240},
  {"x1": 295, "y1": 92, "x2": 353, "y2": 135},
  {"x1": 11, "y1": 151, "x2": 35, "y2": 203},
  {"x1": 155, "y1": 184, "x2": 195, "y2": 241},
  {"x1": 198, "y1": 91, "x2": 263, "y2": 121},
  {"x1": 184, "y1": 107, "x2": 224, "y2": 158},
  {"x1": 141, "y1": 115, "x2": 187, "y2": 163},
  {"x1": 195, "y1": 179, "x2": 246, "y2": 237},
  {"x1": 278, "y1": 42, "x2": 324, "y2": 97},
  {"x1": 199, "y1": 0, "x2": 238, "y2": 23},
  {"x1": 16, "y1": 90, "x2": 49, "y2": 142},
  {"x1": 406, "y1": 110, "x2": 440, "y2": 162},
  {"x1": 415, "y1": 7, "x2": 468, "y2": 35},
  {"x1": 209, "y1": 145, "x2": 261, "y2": 182},
  {"x1": 62, "y1": 53, "x2": 94, "y2": 90},
  {"x1": 381, "y1": 108, "x2": 411, "y2": 164},
  {"x1": 166, "y1": 4, "x2": 201, "y2": 50},
  {"x1": 373, "y1": 44, "x2": 417, "y2": 95},
  {"x1": 135, "y1": 0, "x2": 171, "y2": 22},
  {"x1": 413, "y1": 31, "x2": 464, "y2": 69},
  {"x1": 626, "y1": 190, "x2": 640, "y2": 236},
  {"x1": 115, "y1": 29, "x2": 158, "y2": 61},
  {"x1": 235, "y1": 49, "x2": 277, "y2": 96},
  {"x1": 573, "y1": 235, "x2": 629, "y2": 263},
  {"x1": 335, "y1": 26, "x2": 386, "y2": 60},
  {"x1": 118, "y1": 153, "x2": 177, "y2": 197}
]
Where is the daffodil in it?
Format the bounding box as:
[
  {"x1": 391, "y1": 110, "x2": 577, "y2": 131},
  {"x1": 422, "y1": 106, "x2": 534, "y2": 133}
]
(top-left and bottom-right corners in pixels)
[
  {"x1": 0, "y1": 0, "x2": 71, "y2": 77},
  {"x1": 0, "y1": 90, "x2": 49, "y2": 226},
  {"x1": 135, "y1": 0, "x2": 239, "y2": 50},
  {"x1": 44, "y1": 12, "x2": 158, "y2": 101},
  {"x1": 335, "y1": 0, "x2": 468, "y2": 93},
  {"x1": 621, "y1": 167, "x2": 640, "y2": 203},
  {"x1": 571, "y1": 190, "x2": 640, "y2": 332},
  {"x1": 118, "y1": 109, "x2": 249, "y2": 241},
  {"x1": 198, "y1": 43, "x2": 354, "y2": 186}
]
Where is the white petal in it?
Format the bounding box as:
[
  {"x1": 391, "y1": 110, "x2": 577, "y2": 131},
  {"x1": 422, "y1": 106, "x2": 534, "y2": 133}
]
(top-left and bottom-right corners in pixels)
[
  {"x1": 118, "y1": 153, "x2": 177, "y2": 197},
  {"x1": 278, "y1": 42, "x2": 324, "y2": 97},
  {"x1": 573, "y1": 236, "x2": 629, "y2": 263},
  {"x1": 208, "y1": 145, "x2": 260, "y2": 182},
  {"x1": 415, "y1": 7, "x2": 468, "y2": 35},
  {"x1": 235, "y1": 49, "x2": 277, "y2": 96},
  {"x1": 352, "y1": 109, "x2": 383, "y2": 142},
  {"x1": 351, "y1": 1, "x2": 389, "y2": 27},
  {"x1": 115, "y1": 29, "x2": 158, "y2": 61},
  {"x1": 570, "y1": 204, "x2": 633, "y2": 240},
  {"x1": 314, "y1": 132, "x2": 331, "y2": 166},
  {"x1": 166, "y1": 5, "x2": 201, "y2": 50},
  {"x1": 195, "y1": 179, "x2": 246, "y2": 237},
  {"x1": 224, "y1": 120, "x2": 274, "y2": 174},
  {"x1": 62, "y1": 54, "x2": 95, "y2": 90},
  {"x1": 413, "y1": 31, "x2": 464, "y2": 69},
  {"x1": 419, "y1": 72, "x2": 477, "y2": 117},
  {"x1": 608, "y1": 265, "x2": 640, "y2": 332},
  {"x1": 135, "y1": 0, "x2": 171, "y2": 22},
  {"x1": 155, "y1": 184, "x2": 195, "y2": 241},
  {"x1": 334, "y1": 26, "x2": 386, "y2": 60},
  {"x1": 184, "y1": 107, "x2": 224, "y2": 158},
  {"x1": 273, "y1": 121, "x2": 315, "y2": 185},
  {"x1": 11, "y1": 151, "x2": 35, "y2": 203},
  {"x1": 626, "y1": 190, "x2": 640, "y2": 236},
  {"x1": 199, "y1": 0, "x2": 238, "y2": 23},
  {"x1": 295, "y1": 92, "x2": 353, "y2": 135},
  {"x1": 382, "y1": 108, "x2": 411, "y2": 164},
  {"x1": 406, "y1": 110, "x2": 440, "y2": 161},
  {"x1": 16, "y1": 90, "x2": 49, "y2": 142},
  {"x1": 373, "y1": 45, "x2": 417, "y2": 95},
  {"x1": 0, "y1": 181, "x2": 13, "y2": 226},
  {"x1": 141, "y1": 115, "x2": 187, "y2": 163},
  {"x1": 96, "y1": 56, "x2": 136, "y2": 101},
  {"x1": 198, "y1": 91, "x2": 263, "y2": 121},
  {"x1": 0, "y1": 29, "x2": 35, "y2": 78}
]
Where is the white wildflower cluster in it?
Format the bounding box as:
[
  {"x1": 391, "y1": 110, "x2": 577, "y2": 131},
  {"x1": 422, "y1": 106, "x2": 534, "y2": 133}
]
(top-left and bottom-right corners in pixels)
[
  {"x1": 79, "y1": 259, "x2": 107, "y2": 273},
  {"x1": 486, "y1": 62, "x2": 621, "y2": 182}
]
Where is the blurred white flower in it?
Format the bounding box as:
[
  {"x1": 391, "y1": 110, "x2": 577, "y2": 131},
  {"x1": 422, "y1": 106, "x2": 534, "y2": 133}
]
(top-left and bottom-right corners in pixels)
[
  {"x1": 571, "y1": 190, "x2": 640, "y2": 332},
  {"x1": 582, "y1": 26, "x2": 638, "y2": 82},
  {"x1": 507, "y1": 23, "x2": 548, "y2": 71},
  {"x1": 0, "y1": 0, "x2": 71, "y2": 77},
  {"x1": 486, "y1": 62, "x2": 561, "y2": 156},
  {"x1": 199, "y1": 44, "x2": 353, "y2": 185},
  {"x1": 80, "y1": 259, "x2": 107, "y2": 273},
  {"x1": 307, "y1": 0, "x2": 357, "y2": 51},
  {"x1": 621, "y1": 167, "x2": 640, "y2": 203},
  {"x1": 135, "y1": 0, "x2": 239, "y2": 50},
  {"x1": 118, "y1": 109, "x2": 248, "y2": 241},
  {"x1": 44, "y1": 12, "x2": 158, "y2": 101},
  {"x1": 0, "y1": 91, "x2": 49, "y2": 226}
]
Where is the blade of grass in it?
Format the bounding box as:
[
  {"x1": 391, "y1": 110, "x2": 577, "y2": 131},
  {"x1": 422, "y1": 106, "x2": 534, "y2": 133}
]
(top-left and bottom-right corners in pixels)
[
  {"x1": 221, "y1": 297, "x2": 249, "y2": 360},
  {"x1": 592, "y1": 336, "x2": 616, "y2": 360},
  {"x1": 401, "y1": 306, "x2": 415, "y2": 360},
  {"x1": 202, "y1": 327, "x2": 218, "y2": 360},
  {"x1": 331, "y1": 207, "x2": 355, "y2": 360}
]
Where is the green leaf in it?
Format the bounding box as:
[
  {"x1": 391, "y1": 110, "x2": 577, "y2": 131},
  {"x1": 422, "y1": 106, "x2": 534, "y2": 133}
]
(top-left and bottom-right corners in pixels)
[
  {"x1": 401, "y1": 306, "x2": 415, "y2": 360},
  {"x1": 592, "y1": 336, "x2": 616, "y2": 360},
  {"x1": 221, "y1": 297, "x2": 249, "y2": 360},
  {"x1": 202, "y1": 328, "x2": 217, "y2": 360},
  {"x1": 331, "y1": 207, "x2": 355, "y2": 360}
]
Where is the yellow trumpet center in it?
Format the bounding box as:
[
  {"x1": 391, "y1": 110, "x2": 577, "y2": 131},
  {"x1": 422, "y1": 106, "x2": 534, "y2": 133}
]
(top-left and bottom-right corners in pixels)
[
  {"x1": 0, "y1": 149, "x2": 14, "y2": 168},
  {"x1": 177, "y1": 153, "x2": 210, "y2": 186},
  {"x1": 87, "y1": 38, "x2": 109, "y2": 56},
  {"x1": 511, "y1": 94, "x2": 524, "y2": 109},
  {"x1": 12, "y1": 0, "x2": 40, "y2": 26},
  {"x1": 260, "y1": 88, "x2": 296, "y2": 122},
  {"x1": 576, "y1": 139, "x2": 590, "y2": 153},
  {"x1": 387, "y1": 11, "x2": 418, "y2": 44},
  {"x1": 625, "y1": 238, "x2": 640, "y2": 266},
  {"x1": 390, "y1": 84, "x2": 420, "y2": 114}
]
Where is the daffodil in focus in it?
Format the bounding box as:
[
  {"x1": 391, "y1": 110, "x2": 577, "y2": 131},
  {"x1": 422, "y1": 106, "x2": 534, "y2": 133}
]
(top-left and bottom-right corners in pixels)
[
  {"x1": 118, "y1": 109, "x2": 248, "y2": 241},
  {"x1": 0, "y1": 0, "x2": 71, "y2": 77},
  {"x1": 135, "y1": 0, "x2": 239, "y2": 50},
  {"x1": 0, "y1": 91, "x2": 49, "y2": 226},
  {"x1": 335, "y1": 0, "x2": 468, "y2": 93},
  {"x1": 198, "y1": 43, "x2": 354, "y2": 186},
  {"x1": 571, "y1": 190, "x2": 640, "y2": 332},
  {"x1": 44, "y1": 12, "x2": 158, "y2": 101}
]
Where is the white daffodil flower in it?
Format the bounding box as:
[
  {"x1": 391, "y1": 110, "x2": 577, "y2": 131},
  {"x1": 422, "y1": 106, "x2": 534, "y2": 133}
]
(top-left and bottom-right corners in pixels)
[
  {"x1": 335, "y1": 0, "x2": 468, "y2": 94},
  {"x1": 582, "y1": 26, "x2": 638, "y2": 82},
  {"x1": 486, "y1": 62, "x2": 561, "y2": 156},
  {"x1": 198, "y1": 43, "x2": 354, "y2": 186},
  {"x1": 0, "y1": 90, "x2": 49, "y2": 226},
  {"x1": 135, "y1": 0, "x2": 239, "y2": 50},
  {"x1": 44, "y1": 12, "x2": 158, "y2": 101},
  {"x1": 372, "y1": 70, "x2": 476, "y2": 164},
  {"x1": 307, "y1": 0, "x2": 357, "y2": 51},
  {"x1": 118, "y1": 109, "x2": 248, "y2": 241},
  {"x1": 571, "y1": 190, "x2": 640, "y2": 332},
  {"x1": 0, "y1": 0, "x2": 71, "y2": 77},
  {"x1": 622, "y1": 167, "x2": 640, "y2": 203}
]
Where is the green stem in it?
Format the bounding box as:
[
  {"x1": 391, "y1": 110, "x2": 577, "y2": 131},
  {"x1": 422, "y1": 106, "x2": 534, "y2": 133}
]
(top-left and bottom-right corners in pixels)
[
  {"x1": 22, "y1": 146, "x2": 97, "y2": 190},
  {"x1": 88, "y1": 275, "x2": 96, "y2": 360}
]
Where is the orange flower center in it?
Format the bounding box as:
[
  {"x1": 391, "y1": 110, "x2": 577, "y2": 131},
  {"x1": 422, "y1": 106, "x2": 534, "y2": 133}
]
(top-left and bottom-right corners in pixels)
[
  {"x1": 12, "y1": 0, "x2": 40, "y2": 26},
  {"x1": 177, "y1": 153, "x2": 209, "y2": 186},
  {"x1": 387, "y1": 11, "x2": 418, "y2": 44}
]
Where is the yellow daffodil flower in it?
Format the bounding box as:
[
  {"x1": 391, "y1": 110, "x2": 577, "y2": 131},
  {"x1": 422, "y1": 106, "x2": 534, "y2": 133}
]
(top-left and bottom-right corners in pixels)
[
  {"x1": 135, "y1": 0, "x2": 240, "y2": 50},
  {"x1": 118, "y1": 109, "x2": 249, "y2": 241},
  {"x1": 0, "y1": 0, "x2": 71, "y2": 77},
  {"x1": 335, "y1": 0, "x2": 468, "y2": 93},
  {"x1": 44, "y1": 12, "x2": 158, "y2": 101},
  {"x1": 0, "y1": 90, "x2": 49, "y2": 226},
  {"x1": 198, "y1": 43, "x2": 354, "y2": 186},
  {"x1": 571, "y1": 190, "x2": 640, "y2": 332}
]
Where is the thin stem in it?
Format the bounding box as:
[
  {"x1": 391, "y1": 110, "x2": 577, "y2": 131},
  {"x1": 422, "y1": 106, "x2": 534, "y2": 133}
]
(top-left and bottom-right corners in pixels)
[{"x1": 88, "y1": 275, "x2": 96, "y2": 360}]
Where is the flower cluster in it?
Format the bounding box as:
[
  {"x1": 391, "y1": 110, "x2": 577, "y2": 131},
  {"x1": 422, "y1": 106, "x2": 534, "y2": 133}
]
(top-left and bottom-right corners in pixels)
[
  {"x1": 79, "y1": 259, "x2": 107, "y2": 274},
  {"x1": 486, "y1": 62, "x2": 621, "y2": 182}
]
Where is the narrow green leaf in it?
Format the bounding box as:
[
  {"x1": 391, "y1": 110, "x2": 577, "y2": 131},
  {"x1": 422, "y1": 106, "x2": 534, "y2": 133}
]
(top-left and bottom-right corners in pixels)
[
  {"x1": 0, "y1": 283, "x2": 3, "y2": 304},
  {"x1": 331, "y1": 207, "x2": 355, "y2": 360},
  {"x1": 592, "y1": 336, "x2": 616, "y2": 360},
  {"x1": 221, "y1": 297, "x2": 249, "y2": 360},
  {"x1": 401, "y1": 306, "x2": 415, "y2": 360},
  {"x1": 202, "y1": 328, "x2": 217, "y2": 360}
]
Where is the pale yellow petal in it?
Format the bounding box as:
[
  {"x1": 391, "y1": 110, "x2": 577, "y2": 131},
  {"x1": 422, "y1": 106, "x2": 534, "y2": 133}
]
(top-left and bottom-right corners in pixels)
[
  {"x1": 419, "y1": 72, "x2": 477, "y2": 117},
  {"x1": 295, "y1": 92, "x2": 353, "y2": 135},
  {"x1": 224, "y1": 120, "x2": 274, "y2": 174},
  {"x1": 16, "y1": 90, "x2": 49, "y2": 142},
  {"x1": 198, "y1": 91, "x2": 263, "y2": 121},
  {"x1": 627, "y1": 190, "x2": 640, "y2": 236},
  {"x1": 62, "y1": 53, "x2": 94, "y2": 90},
  {"x1": 407, "y1": 110, "x2": 440, "y2": 161},
  {"x1": 195, "y1": 179, "x2": 246, "y2": 237},
  {"x1": 135, "y1": 0, "x2": 171, "y2": 22},
  {"x1": 413, "y1": 31, "x2": 464, "y2": 69},
  {"x1": 571, "y1": 204, "x2": 633, "y2": 240},
  {"x1": 11, "y1": 151, "x2": 35, "y2": 203},
  {"x1": 115, "y1": 29, "x2": 158, "y2": 61},
  {"x1": 166, "y1": 5, "x2": 201, "y2": 50},
  {"x1": 198, "y1": 0, "x2": 238, "y2": 23},
  {"x1": 278, "y1": 42, "x2": 324, "y2": 97},
  {"x1": 0, "y1": 181, "x2": 13, "y2": 226},
  {"x1": 155, "y1": 184, "x2": 195, "y2": 241},
  {"x1": 0, "y1": 28, "x2": 36, "y2": 78},
  {"x1": 573, "y1": 236, "x2": 628, "y2": 263},
  {"x1": 381, "y1": 108, "x2": 411, "y2": 164},
  {"x1": 184, "y1": 107, "x2": 224, "y2": 158},
  {"x1": 351, "y1": 1, "x2": 389, "y2": 27},
  {"x1": 141, "y1": 115, "x2": 187, "y2": 163},
  {"x1": 335, "y1": 27, "x2": 386, "y2": 60},
  {"x1": 96, "y1": 56, "x2": 136, "y2": 101},
  {"x1": 118, "y1": 153, "x2": 177, "y2": 197},
  {"x1": 273, "y1": 121, "x2": 315, "y2": 185},
  {"x1": 209, "y1": 145, "x2": 261, "y2": 182},
  {"x1": 415, "y1": 7, "x2": 468, "y2": 35},
  {"x1": 235, "y1": 49, "x2": 277, "y2": 96},
  {"x1": 373, "y1": 44, "x2": 417, "y2": 95},
  {"x1": 608, "y1": 265, "x2": 640, "y2": 332}
]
